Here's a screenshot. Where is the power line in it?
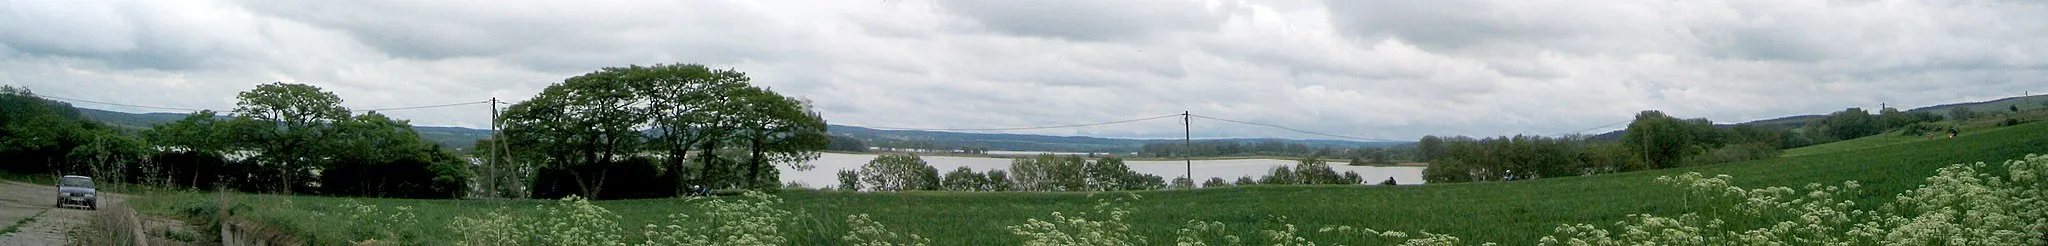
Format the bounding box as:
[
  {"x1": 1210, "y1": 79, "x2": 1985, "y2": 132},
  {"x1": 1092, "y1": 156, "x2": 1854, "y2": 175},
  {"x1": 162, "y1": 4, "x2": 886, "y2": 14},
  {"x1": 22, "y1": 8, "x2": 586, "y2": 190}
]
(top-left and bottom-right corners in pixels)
[
  {"x1": 1187, "y1": 114, "x2": 1403, "y2": 142},
  {"x1": 856, "y1": 113, "x2": 1183, "y2": 132},
  {"x1": 354, "y1": 100, "x2": 490, "y2": 112},
  {"x1": 34, "y1": 94, "x2": 213, "y2": 112},
  {"x1": 36, "y1": 94, "x2": 490, "y2": 114},
  {"x1": 1555, "y1": 120, "x2": 1631, "y2": 137}
]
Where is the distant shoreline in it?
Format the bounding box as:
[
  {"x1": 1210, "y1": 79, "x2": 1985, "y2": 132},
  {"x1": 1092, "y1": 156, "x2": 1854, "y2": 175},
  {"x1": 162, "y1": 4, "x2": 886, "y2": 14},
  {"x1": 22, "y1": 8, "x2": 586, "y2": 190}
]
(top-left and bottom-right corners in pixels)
[{"x1": 820, "y1": 151, "x2": 1430, "y2": 167}]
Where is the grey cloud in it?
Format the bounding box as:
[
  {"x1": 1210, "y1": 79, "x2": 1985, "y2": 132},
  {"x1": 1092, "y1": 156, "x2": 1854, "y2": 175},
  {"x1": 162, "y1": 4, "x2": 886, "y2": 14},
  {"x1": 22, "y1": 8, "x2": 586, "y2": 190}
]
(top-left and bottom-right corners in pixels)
[
  {"x1": 235, "y1": 0, "x2": 814, "y2": 73},
  {"x1": 6, "y1": 0, "x2": 2048, "y2": 142},
  {"x1": 933, "y1": 0, "x2": 1229, "y2": 41}
]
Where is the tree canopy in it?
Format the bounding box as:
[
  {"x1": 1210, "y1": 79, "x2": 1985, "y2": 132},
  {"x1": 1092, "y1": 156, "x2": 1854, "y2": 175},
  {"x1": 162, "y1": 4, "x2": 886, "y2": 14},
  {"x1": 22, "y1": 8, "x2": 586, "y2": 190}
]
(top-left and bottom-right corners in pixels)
[{"x1": 502, "y1": 64, "x2": 828, "y2": 199}]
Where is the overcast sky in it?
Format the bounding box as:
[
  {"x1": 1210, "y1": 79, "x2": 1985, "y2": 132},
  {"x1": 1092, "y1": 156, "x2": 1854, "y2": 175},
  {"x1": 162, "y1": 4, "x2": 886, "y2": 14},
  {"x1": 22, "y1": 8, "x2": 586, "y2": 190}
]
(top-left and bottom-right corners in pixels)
[{"x1": 3, "y1": 0, "x2": 2043, "y2": 141}]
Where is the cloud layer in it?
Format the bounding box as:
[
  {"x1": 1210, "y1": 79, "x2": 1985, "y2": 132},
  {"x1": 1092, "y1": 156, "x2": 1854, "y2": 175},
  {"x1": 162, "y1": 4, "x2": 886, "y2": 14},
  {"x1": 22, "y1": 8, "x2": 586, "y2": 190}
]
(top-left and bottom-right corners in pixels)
[{"x1": 3, "y1": 0, "x2": 2043, "y2": 141}]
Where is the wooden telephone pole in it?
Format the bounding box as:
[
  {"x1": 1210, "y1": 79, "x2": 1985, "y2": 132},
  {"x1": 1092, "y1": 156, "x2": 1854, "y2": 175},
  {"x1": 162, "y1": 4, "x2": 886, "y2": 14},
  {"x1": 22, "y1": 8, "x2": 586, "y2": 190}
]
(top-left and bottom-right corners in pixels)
[
  {"x1": 487, "y1": 97, "x2": 501, "y2": 199},
  {"x1": 1183, "y1": 111, "x2": 1191, "y2": 183}
]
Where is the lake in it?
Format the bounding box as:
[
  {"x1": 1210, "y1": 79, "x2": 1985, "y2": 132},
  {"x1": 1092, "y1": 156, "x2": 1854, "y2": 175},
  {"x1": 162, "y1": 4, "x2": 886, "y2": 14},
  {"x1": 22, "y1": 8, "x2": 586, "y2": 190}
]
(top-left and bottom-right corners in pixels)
[{"x1": 778, "y1": 153, "x2": 1426, "y2": 188}]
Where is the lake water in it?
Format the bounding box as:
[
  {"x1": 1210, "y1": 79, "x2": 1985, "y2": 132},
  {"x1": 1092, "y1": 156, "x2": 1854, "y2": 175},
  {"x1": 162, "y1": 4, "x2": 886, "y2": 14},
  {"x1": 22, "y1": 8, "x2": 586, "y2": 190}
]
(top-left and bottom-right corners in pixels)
[{"x1": 778, "y1": 153, "x2": 1426, "y2": 188}]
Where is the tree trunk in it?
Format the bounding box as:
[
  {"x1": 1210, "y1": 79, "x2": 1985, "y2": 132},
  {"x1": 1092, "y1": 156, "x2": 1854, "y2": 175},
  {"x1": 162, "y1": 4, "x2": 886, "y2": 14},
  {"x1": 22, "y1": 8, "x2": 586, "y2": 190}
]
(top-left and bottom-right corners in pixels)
[
  {"x1": 568, "y1": 168, "x2": 595, "y2": 199},
  {"x1": 748, "y1": 136, "x2": 765, "y2": 188},
  {"x1": 698, "y1": 140, "x2": 720, "y2": 189},
  {"x1": 669, "y1": 138, "x2": 692, "y2": 196}
]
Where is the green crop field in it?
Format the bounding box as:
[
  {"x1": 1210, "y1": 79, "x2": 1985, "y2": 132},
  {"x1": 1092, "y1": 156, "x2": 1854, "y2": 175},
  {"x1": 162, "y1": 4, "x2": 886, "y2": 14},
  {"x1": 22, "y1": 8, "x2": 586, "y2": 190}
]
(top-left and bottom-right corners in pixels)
[{"x1": 130, "y1": 121, "x2": 2048, "y2": 245}]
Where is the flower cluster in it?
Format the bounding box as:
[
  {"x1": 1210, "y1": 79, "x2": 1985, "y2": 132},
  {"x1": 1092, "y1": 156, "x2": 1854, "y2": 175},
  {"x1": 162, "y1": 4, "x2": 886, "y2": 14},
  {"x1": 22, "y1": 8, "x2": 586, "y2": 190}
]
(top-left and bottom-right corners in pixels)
[
  {"x1": 447, "y1": 208, "x2": 521, "y2": 245},
  {"x1": 1540, "y1": 154, "x2": 2048, "y2": 245},
  {"x1": 524, "y1": 195, "x2": 628, "y2": 246},
  {"x1": 844, "y1": 214, "x2": 932, "y2": 246},
  {"x1": 1007, "y1": 194, "x2": 1149, "y2": 246},
  {"x1": 327, "y1": 200, "x2": 420, "y2": 243},
  {"x1": 1317, "y1": 225, "x2": 1488, "y2": 246},
  {"x1": 1174, "y1": 220, "x2": 1241, "y2": 246},
  {"x1": 642, "y1": 191, "x2": 794, "y2": 246}
]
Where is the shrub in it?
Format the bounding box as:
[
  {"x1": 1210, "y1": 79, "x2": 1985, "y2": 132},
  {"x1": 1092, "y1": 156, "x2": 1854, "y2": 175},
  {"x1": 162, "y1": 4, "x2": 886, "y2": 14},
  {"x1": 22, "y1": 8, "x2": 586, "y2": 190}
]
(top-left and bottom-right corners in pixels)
[
  {"x1": 1683, "y1": 143, "x2": 1781, "y2": 166},
  {"x1": 860, "y1": 154, "x2": 939, "y2": 191},
  {"x1": 1200, "y1": 177, "x2": 1232, "y2": 188}
]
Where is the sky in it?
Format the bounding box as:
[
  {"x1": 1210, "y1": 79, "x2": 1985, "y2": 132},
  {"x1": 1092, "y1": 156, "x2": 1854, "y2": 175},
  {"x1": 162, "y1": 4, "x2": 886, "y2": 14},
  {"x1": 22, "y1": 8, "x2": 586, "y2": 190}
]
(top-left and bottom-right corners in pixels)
[{"x1": 3, "y1": 0, "x2": 2044, "y2": 141}]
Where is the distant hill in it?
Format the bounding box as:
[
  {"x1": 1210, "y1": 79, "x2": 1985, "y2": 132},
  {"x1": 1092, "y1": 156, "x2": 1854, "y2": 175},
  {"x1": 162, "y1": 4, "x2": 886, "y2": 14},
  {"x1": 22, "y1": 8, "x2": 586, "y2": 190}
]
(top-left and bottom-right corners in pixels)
[
  {"x1": 1904, "y1": 94, "x2": 2048, "y2": 115},
  {"x1": 827, "y1": 125, "x2": 1406, "y2": 153},
  {"x1": 1587, "y1": 94, "x2": 2048, "y2": 141}
]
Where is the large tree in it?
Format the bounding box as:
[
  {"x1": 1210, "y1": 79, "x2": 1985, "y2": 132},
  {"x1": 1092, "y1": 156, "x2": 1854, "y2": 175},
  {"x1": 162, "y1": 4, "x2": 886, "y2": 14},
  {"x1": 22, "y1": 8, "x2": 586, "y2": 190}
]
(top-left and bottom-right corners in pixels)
[
  {"x1": 1622, "y1": 110, "x2": 1694, "y2": 169},
  {"x1": 233, "y1": 82, "x2": 351, "y2": 194},
  {"x1": 729, "y1": 87, "x2": 829, "y2": 189},
  {"x1": 503, "y1": 74, "x2": 647, "y2": 199},
  {"x1": 503, "y1": 64, "x2": 826, "y2": 198}
]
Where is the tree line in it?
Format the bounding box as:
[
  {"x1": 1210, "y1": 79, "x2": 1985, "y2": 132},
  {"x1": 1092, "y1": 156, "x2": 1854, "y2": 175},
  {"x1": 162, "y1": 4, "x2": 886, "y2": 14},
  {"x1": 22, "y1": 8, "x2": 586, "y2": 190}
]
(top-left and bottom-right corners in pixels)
[
  {"x1": 837, "y1": 154, "x2": 1391, "y2": 192},
  {"x1": 1, "y1": 84, "x2": 470, "y2": 198},
  {"x1": 2, "y1": 64, "x2": 831, "y2": 200},
  {"x1": 1423, "y1": 108, "x2": 1949, "y2": 183}
]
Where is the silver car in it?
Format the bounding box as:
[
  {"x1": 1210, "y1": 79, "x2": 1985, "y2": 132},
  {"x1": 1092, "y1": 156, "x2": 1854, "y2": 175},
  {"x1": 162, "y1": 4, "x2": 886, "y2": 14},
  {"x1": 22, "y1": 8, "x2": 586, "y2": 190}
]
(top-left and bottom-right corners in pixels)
[{"x1": 57, "y1": 175, "x2": 96, "y2": 210}]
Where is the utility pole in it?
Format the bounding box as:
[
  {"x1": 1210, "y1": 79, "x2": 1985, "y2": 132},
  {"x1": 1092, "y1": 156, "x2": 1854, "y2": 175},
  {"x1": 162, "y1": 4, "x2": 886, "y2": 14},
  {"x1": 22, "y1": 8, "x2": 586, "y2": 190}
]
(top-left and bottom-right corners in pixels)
[
  {"x1": 487, "y1": 97, "x2": 500, "y2": 199},
  {"x1": 1183, "y1": 111, "x2": 1192, "y2": 183}
]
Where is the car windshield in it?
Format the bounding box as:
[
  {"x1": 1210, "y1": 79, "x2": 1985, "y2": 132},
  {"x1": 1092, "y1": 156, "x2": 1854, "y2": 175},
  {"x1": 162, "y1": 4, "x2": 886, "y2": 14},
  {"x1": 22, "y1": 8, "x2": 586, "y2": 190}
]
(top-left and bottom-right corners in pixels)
[{"x1": 60, "y1": 177, "x2": 93, "y2": 188}]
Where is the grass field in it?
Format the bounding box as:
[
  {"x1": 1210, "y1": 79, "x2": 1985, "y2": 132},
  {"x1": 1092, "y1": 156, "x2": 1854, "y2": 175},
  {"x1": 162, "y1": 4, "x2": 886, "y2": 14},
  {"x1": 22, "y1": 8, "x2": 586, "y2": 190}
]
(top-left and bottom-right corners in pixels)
[{"x1": 130, "y1": 121, "x2": 2048, "y2": 245}]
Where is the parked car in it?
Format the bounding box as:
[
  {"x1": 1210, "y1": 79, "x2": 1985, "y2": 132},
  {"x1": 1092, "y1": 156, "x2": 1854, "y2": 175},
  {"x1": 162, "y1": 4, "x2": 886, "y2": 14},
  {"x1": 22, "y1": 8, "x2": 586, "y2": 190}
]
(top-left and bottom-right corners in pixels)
[{"x1": 57, "y1": 175, "x2": 96, "y2": 210}]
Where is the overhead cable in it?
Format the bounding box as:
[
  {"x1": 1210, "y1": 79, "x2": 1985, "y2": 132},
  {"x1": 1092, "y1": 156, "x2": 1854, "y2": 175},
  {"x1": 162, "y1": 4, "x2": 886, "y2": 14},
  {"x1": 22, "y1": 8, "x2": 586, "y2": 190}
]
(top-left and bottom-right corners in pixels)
[
  {"x1": 1188, "y1": 114, "x2": 1403, "y2": 142},
  {"x1": 857, "y1": 113, "x2": 1183, "y2": 131}
]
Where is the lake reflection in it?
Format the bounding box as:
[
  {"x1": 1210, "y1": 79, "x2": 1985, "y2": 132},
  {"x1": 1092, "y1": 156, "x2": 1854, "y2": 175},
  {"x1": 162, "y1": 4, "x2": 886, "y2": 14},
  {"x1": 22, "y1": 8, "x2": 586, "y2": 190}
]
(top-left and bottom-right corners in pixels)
[{"x1": 778, "y1": 153, "x2": 1425, "y2": 188}]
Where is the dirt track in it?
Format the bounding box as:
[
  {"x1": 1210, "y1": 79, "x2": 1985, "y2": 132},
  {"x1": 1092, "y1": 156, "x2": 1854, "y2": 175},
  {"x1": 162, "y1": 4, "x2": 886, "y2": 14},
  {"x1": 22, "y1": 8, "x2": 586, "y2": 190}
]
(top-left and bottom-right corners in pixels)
[{"x1": 0, "y1": 180, "x2": 126, "y2": 246}]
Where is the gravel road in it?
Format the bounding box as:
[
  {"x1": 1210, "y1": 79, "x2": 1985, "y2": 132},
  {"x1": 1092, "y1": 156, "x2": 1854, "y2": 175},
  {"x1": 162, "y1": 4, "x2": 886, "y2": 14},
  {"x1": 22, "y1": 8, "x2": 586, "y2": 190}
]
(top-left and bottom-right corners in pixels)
[{"x1": 0, "y1": 180, "x2": 127, "y2": 245}]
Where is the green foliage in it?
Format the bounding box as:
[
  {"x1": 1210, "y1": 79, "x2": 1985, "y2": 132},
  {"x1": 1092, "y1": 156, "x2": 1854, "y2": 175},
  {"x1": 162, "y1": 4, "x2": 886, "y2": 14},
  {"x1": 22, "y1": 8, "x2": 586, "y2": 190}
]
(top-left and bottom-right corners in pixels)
[
  {"x1": 984, "y1": 170, "x2": 1013, "y2": 192},
  {"x1": 503, "y1": 64, "x2": 827, "y2": 198},
  {"x1": 1684, "y1": 143, "x2": 1782, "y2": 166},
  {"x1": 1008, "y1": 155, "x2": 1087, "y2": 191},
  {"x1": 827, "y1": 135, "x2": 869, "y2": 152},
  {"x1": 1417, "y1": 135, "x2": 1445, "y2": 162},
  {"x1": 1169, "y1": 177, "x2": 1195, "y2": 190},
  {"x1": 1200, "y1": 177, "x2": 1232, "y2": 188},
  {"x1": 1083, "y1": 157, "x2": 1166, "y2": 191},
  {"x1": 859, "y1": 154, "x2": 939, "y2": 191},
  {"x1": 233, "y1": 82, "x2": 352, "y2": 193},
  {"x1": 1949, "y1": 106, "x2": 1977, "y2": 120},
  {"x1": 1818, "y1": 107, "x2": 1883, "y2": 140},
  {"x1": 1259, "y1": 166, "x2": 1296, "y2": 185},
  {"x1": 940, "y1": 167, "x2": 989, "y2": 191},
  {"x1": 1424, "y1": 135, "x2": 1589, "y2": 183},
  {"x1": 837, "y1": 169, "x2": 862, "y2": 192},
  {"x1": 1624, "y1": 110, "x2": 1696, "y2": 169},
  {"x1": 1289, "y1": 158, "x2": 1351, "y2": 185}
]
